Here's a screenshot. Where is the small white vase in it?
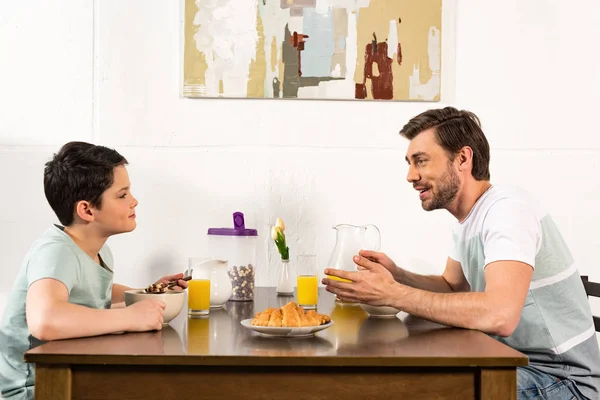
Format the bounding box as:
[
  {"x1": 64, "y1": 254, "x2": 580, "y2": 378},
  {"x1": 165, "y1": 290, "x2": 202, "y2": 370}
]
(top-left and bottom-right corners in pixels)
[{"x1": 276, "y1": 259, "x2": 294, "y2": 296}]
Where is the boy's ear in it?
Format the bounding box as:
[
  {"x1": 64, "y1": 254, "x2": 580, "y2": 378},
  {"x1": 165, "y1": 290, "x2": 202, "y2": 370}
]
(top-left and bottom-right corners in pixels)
[{"x1": 75, "y1": 200, "x2": 95, "y2": 222}]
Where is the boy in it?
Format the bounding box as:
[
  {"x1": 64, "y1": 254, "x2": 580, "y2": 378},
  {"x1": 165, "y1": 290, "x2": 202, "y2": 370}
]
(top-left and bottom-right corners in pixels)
[{"x1": 0, "y1": 142, "x2": 188, "y2": 399}]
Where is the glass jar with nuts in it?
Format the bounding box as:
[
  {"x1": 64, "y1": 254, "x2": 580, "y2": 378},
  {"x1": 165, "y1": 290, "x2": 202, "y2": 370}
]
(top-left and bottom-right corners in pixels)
[{"x1": 207, "y1": 212, "x2": 258, "y2": 302}]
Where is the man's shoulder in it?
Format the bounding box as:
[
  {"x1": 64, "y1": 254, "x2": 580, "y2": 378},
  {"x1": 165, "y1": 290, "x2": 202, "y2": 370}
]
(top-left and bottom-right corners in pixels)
[
  {"x1": 457, "y1": 185, "x2": 543, "y2": 235},
  {"x1": 481, "y1": 185, "x2": 544, "y2": 217},
  {"x1": 488, "y1": 184, "x2": 541, "y2": 203}
]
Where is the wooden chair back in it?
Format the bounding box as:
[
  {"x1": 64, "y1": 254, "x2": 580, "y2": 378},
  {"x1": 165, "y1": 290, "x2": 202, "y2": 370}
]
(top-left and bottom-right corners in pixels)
[{"x1": 581, "y1": 275, "x2": 600, "y2": 332}]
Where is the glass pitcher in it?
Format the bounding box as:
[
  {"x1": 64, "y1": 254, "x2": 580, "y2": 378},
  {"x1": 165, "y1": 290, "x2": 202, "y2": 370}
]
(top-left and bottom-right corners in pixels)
[
  {"x1": 185, "y1": 258, "x2": 232, "y2": 309},
  {"x1": 326, "y1": 224, "x2": 381, "y2": 282}
]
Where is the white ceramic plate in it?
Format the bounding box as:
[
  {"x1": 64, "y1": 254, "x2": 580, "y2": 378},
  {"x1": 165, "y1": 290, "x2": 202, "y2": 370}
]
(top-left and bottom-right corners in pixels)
[
  {"x1": 359, "y1": 304, "x2": 400, "y2": 318},
  {"x1": 240, "y1": 319, "x2": 334, "y2": 338}
]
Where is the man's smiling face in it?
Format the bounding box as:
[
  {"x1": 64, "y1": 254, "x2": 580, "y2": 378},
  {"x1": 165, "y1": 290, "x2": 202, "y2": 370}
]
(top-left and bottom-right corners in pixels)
[{"x1": 405, "y1": 128, "x2": 461, "y2": 211}]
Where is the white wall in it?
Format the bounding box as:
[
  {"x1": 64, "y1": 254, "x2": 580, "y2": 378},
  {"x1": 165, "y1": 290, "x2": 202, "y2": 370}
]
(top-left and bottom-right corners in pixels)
[{"x1": 1, "y1": 0, "x2": 599, "y2": 342}]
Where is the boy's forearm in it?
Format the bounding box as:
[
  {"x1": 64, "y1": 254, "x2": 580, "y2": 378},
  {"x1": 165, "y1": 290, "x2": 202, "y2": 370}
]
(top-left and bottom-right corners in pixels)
[
  {"x1": 396, "y1": 268, "x2": 454, "y2": 293},
  {"x1": 32, "y1": 302, "x2": 131, "y2": 341}
]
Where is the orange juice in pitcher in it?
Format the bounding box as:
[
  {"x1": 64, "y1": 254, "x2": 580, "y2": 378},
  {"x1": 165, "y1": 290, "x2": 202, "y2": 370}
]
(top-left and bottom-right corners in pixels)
[{"x1": 327, "y1": 275, "x2": 352, "y2": 283}]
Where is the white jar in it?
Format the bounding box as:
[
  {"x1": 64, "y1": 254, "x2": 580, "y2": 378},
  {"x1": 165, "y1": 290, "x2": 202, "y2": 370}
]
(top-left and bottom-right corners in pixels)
[{"x1": 207, "y1": 212, "x2": 258, "y2": 301}]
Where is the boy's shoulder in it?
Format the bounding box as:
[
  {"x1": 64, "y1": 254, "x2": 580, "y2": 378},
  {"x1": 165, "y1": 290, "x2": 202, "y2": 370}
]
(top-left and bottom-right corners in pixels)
[
  {"x1": 26, "y1": 225, "x2": 114, "y2": 272},
  {"x1": 27, "y1": 225, "x2": 78, "y2": 256},
  {"x1": 23, "y1": 226, "x2": 82, "y2": 274}
]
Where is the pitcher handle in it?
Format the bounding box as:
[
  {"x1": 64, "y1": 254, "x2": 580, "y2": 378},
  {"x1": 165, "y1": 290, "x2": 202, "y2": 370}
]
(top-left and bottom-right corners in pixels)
[{"x1": 364, "y1": 224, "x2": 381, "y2": 251}]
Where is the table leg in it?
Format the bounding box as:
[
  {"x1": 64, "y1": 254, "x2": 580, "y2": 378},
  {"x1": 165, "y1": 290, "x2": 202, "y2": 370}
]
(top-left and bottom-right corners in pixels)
[
  {"x1": 480, "y1": 368, "x2": 517, "y2": 400},
  {"x1": 35, "y1": 364, "x2": 72, "y2": 400}
]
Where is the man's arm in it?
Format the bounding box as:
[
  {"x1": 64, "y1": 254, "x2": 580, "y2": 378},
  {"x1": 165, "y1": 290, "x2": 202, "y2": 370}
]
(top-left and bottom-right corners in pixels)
[
  {"x1": 325, "y1": 256, "x2": 530, "y2": 336},
  {"x1": 398, "y1": 257, "x2": 470, "y2": 293},
  {"x1": 388, "y1": 260, "x2": 532, "y2": 337},
  {"x1": 27, "y1": 278, "x2": 165, "y2": 341},
  {"x1": 359, "y1": 251, "x2": 469, "y2": 293}
]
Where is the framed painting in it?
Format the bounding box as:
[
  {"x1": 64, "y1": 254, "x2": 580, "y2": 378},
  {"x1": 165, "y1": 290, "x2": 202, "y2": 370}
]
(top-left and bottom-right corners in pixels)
[{"x1": 183, "y1": 0, "x2": 442, "y2": 101}]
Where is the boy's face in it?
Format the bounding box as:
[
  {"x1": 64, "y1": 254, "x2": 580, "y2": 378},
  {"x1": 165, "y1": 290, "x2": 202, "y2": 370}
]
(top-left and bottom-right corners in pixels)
[{"x1": 92, "y1": 165, "x2": 138, "y2": 235}]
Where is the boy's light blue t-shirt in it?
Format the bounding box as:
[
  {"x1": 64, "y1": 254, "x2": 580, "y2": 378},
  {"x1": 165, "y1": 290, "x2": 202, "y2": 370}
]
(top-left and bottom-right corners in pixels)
[{"x1": 0, "y1": 225, "x2": 114, "y2": 399}]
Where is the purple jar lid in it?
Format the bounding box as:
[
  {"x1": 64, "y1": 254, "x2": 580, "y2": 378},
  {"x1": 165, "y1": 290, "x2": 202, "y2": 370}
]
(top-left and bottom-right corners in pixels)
[{"x1": 207, "y1": 212, "x2": 258, "y2": 236}]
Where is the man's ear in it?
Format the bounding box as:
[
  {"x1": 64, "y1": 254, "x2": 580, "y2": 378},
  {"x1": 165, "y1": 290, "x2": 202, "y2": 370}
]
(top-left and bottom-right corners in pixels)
[
  {"x1": 457, "y1": 146, "x2": 474, "y2": 172},
  {"x1": 74, "y1": 200, "x2": 95, "y2": 223}
]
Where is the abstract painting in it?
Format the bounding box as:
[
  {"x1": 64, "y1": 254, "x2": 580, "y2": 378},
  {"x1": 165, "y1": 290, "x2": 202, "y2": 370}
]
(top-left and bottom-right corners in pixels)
[{"x1": 183, "y1": 0, "x2": 442, "y2": 101}]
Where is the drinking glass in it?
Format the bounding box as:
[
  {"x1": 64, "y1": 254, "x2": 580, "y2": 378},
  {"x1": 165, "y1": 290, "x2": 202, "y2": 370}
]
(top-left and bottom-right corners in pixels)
[
  {"x1": 187, "y1": 257, "x2": 211, "y2": 316},
  {"x1": 296, "y1": 254, "x2": 318, "y2": 309}
]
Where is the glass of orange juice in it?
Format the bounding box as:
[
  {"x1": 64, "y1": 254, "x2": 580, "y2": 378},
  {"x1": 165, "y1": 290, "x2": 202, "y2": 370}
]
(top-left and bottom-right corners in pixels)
[
  {"x1": 297, "y1": 254, "x2": 318, "y2": 309},
  {"x1": 187, "y1": 257, "x2": 211, "y2": 316}
]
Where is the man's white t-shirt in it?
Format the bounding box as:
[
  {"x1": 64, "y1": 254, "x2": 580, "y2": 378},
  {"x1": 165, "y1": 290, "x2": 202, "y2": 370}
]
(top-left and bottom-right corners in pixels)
[{"x1": 450, "y1": 185, "x2": 599, "y2": 399}]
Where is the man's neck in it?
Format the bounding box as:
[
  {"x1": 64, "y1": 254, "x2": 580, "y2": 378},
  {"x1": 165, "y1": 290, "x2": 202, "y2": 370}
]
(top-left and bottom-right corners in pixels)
[
  {"x1": 63, "y1": 223, "x2": 108, "y2": 263},
  {"x1": 447, "y1": 180, "x2": 492, "y2": 222}
]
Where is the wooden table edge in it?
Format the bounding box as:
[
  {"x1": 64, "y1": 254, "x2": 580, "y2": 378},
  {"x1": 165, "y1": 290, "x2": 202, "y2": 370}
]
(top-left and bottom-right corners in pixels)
[{"x1": 25, "y1": 354, "x2": 529, "y2": 367}]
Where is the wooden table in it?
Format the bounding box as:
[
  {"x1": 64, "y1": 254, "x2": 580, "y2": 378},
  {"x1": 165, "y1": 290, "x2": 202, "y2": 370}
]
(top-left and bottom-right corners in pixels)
[{"x1": 25, "y1": 288, "x2": 528, "y2": 399}]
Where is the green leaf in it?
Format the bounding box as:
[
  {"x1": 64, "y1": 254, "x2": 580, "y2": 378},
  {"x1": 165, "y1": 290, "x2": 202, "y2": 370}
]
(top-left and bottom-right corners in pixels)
[{"x1": 273, "y1": 230, "x2": 289, "y2": 260}]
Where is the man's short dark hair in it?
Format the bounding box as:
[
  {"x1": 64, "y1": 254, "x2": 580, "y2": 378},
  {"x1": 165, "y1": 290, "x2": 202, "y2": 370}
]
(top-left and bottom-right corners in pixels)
[
  {"x1": 44, "y1": 142, "x2": 128, "y2": 226},
  {"x1": 400, "y1": 107, "x2": 491, "y2": 181}
]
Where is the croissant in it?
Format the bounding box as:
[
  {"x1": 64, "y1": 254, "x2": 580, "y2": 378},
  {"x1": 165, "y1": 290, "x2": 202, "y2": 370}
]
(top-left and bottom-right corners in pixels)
[
  {"x1": 251, "y1": 302, "x2": 331, "y2": 327},
  {"x1": 252, "y1": 308, "x2": 277, "y2": 326}
]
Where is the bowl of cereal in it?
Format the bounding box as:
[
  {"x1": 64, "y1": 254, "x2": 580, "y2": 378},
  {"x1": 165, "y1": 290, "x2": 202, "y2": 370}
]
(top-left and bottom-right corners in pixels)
[{"x1": 124, "y1": 289, "x2": 185, "y2": 324}]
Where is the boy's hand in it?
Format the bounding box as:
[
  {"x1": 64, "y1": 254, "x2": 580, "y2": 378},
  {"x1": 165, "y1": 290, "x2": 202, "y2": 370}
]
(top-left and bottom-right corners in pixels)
[
  {"x1": 154, "y1": 272, "x2": 189, "y2": 291},
  {"x1": 126, "y1": 299, "x2": 166, "y2": 331}
]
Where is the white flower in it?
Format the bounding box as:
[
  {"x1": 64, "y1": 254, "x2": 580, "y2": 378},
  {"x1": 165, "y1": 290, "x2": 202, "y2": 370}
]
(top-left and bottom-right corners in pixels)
[
  {"x1": 271, "y1": 226, "x2": 279, "y2": 240},
  {"x1": 275, "y1": 217, "x2": 286, "y2": 231}
]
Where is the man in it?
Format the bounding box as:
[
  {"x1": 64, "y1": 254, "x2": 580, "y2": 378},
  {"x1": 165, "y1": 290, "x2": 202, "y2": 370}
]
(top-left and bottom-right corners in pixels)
[{"x1": 323, "y1": 107, "x2": 600, "y2": 400}]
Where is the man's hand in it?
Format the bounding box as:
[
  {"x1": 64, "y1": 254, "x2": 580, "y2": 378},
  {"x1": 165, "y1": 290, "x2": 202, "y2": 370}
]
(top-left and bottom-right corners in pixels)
[
  {"x1": 358, "y1": 250, "x2": 401, "y2": 280},
  {"x1": 322, "y1": 255, "x2": 398, "y2": 306},
  {"x1": 125, "y1": 299, "x2": 166, "y2": 332},
  {"x1": 154, "y1": 272, "x2": 189, "y2": 291}
]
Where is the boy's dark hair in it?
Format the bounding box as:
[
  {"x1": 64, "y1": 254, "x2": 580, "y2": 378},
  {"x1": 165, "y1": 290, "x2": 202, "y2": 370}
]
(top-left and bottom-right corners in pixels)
[
  {"x1": 400, "y1": 107, "x2": 491, "y2": 181},
  {"x1": 44, "y1": 142, "x2": 128, "y2": 226}
]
